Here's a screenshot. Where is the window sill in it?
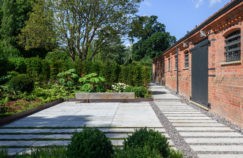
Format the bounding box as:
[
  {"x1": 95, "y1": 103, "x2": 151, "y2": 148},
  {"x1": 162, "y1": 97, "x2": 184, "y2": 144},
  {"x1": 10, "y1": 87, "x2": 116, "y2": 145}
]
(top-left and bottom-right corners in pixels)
[
  {"x1": 221, "y1": 60, "x2": 241, "y2": 66},
  {"x1": 183, "y1": 67, "x2": 189, "y2": 70},
  {"x1": 174, "y1": 69, "x2": 177, "y2": 71}
]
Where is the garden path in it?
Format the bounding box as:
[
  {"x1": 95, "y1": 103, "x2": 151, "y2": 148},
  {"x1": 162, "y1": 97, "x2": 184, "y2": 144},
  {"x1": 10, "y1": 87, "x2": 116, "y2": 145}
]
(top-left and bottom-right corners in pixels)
[{"x1": 150, "y1": 83, "x2": 243, "y2": 158}]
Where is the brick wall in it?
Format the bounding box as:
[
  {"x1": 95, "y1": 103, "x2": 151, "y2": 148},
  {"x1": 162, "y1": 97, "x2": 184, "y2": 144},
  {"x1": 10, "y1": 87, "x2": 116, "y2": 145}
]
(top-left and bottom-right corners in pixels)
[{"x1": 153, "y1": 1, "x2": 243, "y2": 128}]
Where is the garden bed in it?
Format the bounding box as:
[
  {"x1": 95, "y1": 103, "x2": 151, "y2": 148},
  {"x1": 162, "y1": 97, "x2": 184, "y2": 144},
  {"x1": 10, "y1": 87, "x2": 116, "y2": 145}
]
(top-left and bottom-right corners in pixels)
[{"x1": 0, "y1": 99, "x2": 64, "y2": 126}]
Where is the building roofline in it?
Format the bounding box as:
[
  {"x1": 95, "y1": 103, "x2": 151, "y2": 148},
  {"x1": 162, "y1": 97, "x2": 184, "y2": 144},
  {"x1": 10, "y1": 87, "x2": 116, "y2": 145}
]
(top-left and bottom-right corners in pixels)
[{"x1": 154, "y1": 0, "x2": 242, "y2": 61}]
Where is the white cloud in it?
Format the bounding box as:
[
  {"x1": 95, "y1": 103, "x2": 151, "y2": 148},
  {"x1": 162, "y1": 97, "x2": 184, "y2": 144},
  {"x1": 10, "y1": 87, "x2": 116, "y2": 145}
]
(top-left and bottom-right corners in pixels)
[
  {"x1": 193, "y1": 0, "x2": 204, "y2": 8},
  {"x1": 209, "y1": 0, "x2": 222, "y2": 7}
]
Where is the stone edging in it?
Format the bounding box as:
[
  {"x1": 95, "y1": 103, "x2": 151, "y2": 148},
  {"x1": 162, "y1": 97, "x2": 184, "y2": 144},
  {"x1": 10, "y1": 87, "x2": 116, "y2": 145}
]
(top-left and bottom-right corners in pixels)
[
  {"x1": 0, "y1": 99, "x2": 64, "y2": 127},
  {"x1": 66, "y1": 98, "x2": 153, "y2": 103}
]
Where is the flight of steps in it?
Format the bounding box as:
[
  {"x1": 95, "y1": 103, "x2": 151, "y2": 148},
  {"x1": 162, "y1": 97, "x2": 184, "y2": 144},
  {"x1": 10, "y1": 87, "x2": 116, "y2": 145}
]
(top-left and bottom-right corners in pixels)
[{"x1": 0, "y1": 126, "x2": 174, "y2": 155}]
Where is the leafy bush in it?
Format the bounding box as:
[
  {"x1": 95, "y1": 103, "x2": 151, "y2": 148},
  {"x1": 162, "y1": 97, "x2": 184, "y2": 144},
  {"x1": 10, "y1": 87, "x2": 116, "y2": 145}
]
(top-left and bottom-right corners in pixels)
[
  {"x1": 9, "y1": 74, "x2": 34, "y2": 93},
  {"x1": 169, "y1": 148, "x2": 183, "y2": 158},
  {"x1": 57, "y1": 69, "x2": 79, "y2": 88},
  {"x1": 115, "y1": 146, "x2": 161, "y2": 158},
  {"x1": 125, "y1": 86, "x2": 149, "y2": 98},
  {"x1": 0, "y1": 149, "x2": 7, "y2": 158},
  {"x1": 8, "y1": 57, "x2": 27, "y2": 73},
  {"x1": 124, "y1": 128, "x2": 170, "y2": 158},
  {"x1": 67, "y1": 127, "x2": 113, "y2": 158},
  {"x1": 46, "y1": 51, "x2": 74, "y2": 79},
  {"x1": 79, "y1": 73, "x2": 106, "y2": 92},
  {"x1": 0, "y1": 57, "x2": 9, "y2": 77}
]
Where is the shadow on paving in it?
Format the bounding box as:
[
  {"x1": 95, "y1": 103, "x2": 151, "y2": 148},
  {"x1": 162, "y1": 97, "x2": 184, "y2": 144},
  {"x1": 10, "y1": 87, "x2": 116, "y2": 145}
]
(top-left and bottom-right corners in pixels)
[{"x1": 1, "y1": 115, "x2": 112, "y2": 128}]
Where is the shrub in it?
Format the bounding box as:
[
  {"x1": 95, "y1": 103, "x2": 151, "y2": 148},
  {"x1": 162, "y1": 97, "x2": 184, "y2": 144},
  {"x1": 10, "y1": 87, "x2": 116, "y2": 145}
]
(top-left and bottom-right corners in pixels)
[
  {"x1": 57, "y1": 69, "x2": 79, "y2": 88},
  {"x1": 169, "y1": 149, "x2": 183, "y2": 158},
  {"x1": 0, "y1": 57, "x2": 9, "y2": 76},
  {"x1": 67, "y1": 127, "x2": 113, "y2": 158},
  {"x1": 8, "y1": 57, "x2": 27, "y2": 73},
  {"x1": 124, "y1": 128, "x2": 170, "y2": 158},
  {"x1": 125, "y1": 86, "x2": 149, "y2": 98},
  {"x1": 25, "y1": 57, "x2": 43, "y2": 81},
  {"x1": 0, "y1": 149, "x2": 7, "y2": 158},
  {"x1": 79, "y1": 73, "x2": 106, "y2": 92},
  {"x1": 9, "y1": 74, "x2": 34, "y2": 93},
  {"x1": 115, "y1": 146, "x2": 161, "y2": 158}
]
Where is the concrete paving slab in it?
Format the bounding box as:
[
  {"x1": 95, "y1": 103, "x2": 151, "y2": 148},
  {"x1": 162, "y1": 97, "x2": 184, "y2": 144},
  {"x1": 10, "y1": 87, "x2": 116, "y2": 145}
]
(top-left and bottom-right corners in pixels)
[
  {"x1": 191, "y1": 145, "x2": 243, "y2": 152},
  {"x1": 169, "y1": 119, "x2": 217, "y2": 123},
  {"x1": 175, "y1": 127, "x2": 233, "y2": 132},
  {"x1": 167, "y1": 117, "x2": 211, "y2": 120},
  {"x1": 185, "y1": 138, "x2": 243, "y2": 144},
  {"x1": 180, "y1": 132, "x2": 243, "y2": 137},
  {"x1": 198, "y1": 154, "x2": 243, "y2": 158},
  {"x1": 164, "y1": 113, "x2": 207, "y2": 117},
  {"x1": 172, "y1": 122, "x2": 225, "y2": 127}
]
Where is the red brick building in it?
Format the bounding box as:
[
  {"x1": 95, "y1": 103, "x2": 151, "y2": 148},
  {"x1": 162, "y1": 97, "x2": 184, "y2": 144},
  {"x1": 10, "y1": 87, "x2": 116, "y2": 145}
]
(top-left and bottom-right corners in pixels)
[{"x1": 153, "y1": 0, "x2": 243, "y2": 128}]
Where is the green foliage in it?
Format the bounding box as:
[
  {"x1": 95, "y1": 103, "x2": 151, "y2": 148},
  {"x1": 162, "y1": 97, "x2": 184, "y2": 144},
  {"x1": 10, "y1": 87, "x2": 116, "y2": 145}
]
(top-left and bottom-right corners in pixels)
[
  {"x1": 18, "y1": 0, "x2": 56, "y2": 52},
  {"x1": 54, "y1": 0, "x2": 142, "y2": 61},
  {"x1": 129, "y1": 15, "x2": 176, "y2": 60},
  {"x1": 57, "y1": 69, "x2": 79, "y2": 88},
  {"x1": 115, "y1": 146, "x2": 161, "y2": 158},
  {"x1": 9, "y1": 74, "x2": 34, "y2": 93},
  {"x1": 119, "y1": 63, "x2": 151, "y2": 87},
  {"x1": 67, "y1": 127, "x2": 114, "y2": 158},
  {"x1": 125, "y1": 86, "x2": 149, "y2": 98},
  {"x1": 25, "y1": 57, "x2": 50, "y2": 82},
  {"x1": 15, "y1": 147, "x2": 67, "y2": 158},
  {"x1": 169, "y1": 149, "x2": 183, "y2": 158},
  {"x1": 79, "y1": 73, "x2": 106, "y2": 92},
  {"x1": 46, "y1": 51, "x2": 74, "y2": 80},
  {"x1": 8, "y1": 57, "x2": 27, "y2": 73},
  {"x1": 0, "y1": 57, "x2": 9, "y2": 76},
  {"x1": 0, "y1": 149, "x2": 7, "y2": 158},
  {"x1": 124, "y1": 128, "x2": 170, "y2": 158},
  {"x1": 112, "y1": 83, "x2": 129, "y2": 92}
]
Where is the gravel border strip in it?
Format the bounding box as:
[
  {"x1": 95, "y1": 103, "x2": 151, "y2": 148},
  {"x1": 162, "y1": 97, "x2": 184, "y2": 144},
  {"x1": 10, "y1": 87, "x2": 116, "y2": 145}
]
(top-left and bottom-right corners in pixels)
[{"x1": 150, "y1": 101, "x2": 198, "y2": 158}]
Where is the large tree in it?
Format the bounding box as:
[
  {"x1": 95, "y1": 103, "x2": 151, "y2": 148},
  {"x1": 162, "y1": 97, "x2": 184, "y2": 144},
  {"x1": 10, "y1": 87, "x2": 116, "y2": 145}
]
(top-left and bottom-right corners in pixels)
[
  {"x1": 129, "y1": 16, "x2": 176, "y2": 60},
  {"x1": 18, "y1": 0, "x2": 56, "y2": 52},
  {"x1": 53, "y1": 0, "x2": 142, "y2": 61},
  {"x1": 0, "y1": 0, "x2": 33, "y2": 46}
]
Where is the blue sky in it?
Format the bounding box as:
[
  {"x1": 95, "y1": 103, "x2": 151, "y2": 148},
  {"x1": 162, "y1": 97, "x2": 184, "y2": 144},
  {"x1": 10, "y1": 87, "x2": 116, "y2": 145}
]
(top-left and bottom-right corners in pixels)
[{"x1": 138, "y1": 0, "x2": 231, "y2": 40}]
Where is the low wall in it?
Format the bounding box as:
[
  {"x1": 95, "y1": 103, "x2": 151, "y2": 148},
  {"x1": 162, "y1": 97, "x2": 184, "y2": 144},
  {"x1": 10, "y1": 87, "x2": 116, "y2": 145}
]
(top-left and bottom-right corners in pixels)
[{"x1": 75, "y1": 92, "x2": 135, "y2": 100}]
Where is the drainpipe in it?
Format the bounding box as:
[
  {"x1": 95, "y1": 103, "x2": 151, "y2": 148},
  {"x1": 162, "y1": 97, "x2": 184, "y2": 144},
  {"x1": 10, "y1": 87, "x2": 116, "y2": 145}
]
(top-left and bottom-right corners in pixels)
[{"x1": 176, "y1": 47, "x2": 179, "y2": 94}]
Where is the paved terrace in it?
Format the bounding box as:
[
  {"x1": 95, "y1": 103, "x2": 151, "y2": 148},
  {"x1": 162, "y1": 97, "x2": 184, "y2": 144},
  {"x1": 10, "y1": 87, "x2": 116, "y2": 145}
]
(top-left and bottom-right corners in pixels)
[{"x1": 0, "y1": 84, "x2": 243, "y2": 158}]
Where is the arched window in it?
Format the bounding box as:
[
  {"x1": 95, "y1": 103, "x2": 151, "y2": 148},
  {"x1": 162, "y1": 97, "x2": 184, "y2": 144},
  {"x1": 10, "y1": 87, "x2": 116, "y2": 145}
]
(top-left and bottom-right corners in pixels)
[{"x1": 225, "y1": 30, "x2": 241, "y2": 62}]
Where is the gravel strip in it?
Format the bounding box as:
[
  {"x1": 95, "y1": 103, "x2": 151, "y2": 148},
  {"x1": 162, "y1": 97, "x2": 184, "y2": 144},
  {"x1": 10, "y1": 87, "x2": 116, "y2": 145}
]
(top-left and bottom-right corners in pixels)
[{"x1": 150, "y1": 101, "x2": 198, "y2": 158}]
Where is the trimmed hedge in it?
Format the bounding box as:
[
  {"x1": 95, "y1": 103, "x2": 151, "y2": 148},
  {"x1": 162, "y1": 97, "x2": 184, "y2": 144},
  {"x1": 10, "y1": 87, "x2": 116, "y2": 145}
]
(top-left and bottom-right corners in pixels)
[
  {"x1": 124, "y1": 128, "x2": 170, "y2": 158},
  {"x1": 67, "y1": 127, "x2": 114, "y2": 158}
]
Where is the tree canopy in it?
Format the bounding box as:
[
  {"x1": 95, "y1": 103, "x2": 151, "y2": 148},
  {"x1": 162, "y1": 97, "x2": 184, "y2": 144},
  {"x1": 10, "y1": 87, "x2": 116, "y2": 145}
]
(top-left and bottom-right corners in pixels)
[
  {"x1": 53, "y1": 0, "x2": 142, "y2": 61},
  {"x1": 129, "y1": 15, "x2": 176, "y2": 60}
]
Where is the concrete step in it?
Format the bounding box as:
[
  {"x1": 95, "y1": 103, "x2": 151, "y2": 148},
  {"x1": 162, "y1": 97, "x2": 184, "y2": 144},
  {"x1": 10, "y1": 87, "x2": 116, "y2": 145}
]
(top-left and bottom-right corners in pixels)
[
  {"x1": 198, "y1": 154, "x2": 243, "y2": 158},
  {"x1": 175, "y1": 127, "x2": 233, "y2": 132},
  {"x1": 180, "y1": 132, "x2": 243, "y2": 137},
  {"x1": 172, "y1": 122, "x2": 225, "y2": 127},
  {"x1": 0, "y1": 127, "x2": 166, "y2": 134},
  {"x1": 185, "y1": 137, "x2": 243, "y2": 144},
  {"x1": 191, "y1": 145, "x2": 243, "y2": 152}
]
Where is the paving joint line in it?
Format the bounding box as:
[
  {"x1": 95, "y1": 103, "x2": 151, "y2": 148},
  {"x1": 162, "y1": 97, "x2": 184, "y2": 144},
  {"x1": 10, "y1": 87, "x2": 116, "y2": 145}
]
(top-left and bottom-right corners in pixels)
[{"x1": 150, "y1": 101, "x2": 198, "y2": 158}]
